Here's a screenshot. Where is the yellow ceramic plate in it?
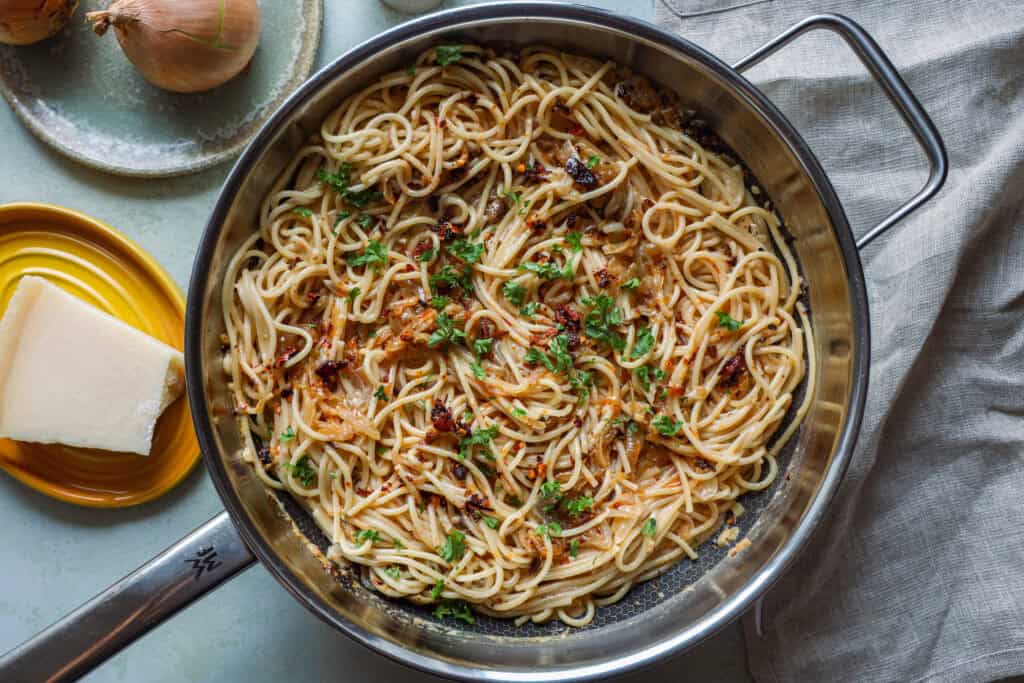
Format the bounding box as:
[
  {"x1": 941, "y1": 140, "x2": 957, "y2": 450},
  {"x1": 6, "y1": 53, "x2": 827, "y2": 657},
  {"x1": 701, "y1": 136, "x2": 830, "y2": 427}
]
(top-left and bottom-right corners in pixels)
[{"x1": 0, "y1": 203, "x2": 199, "y2": 507}]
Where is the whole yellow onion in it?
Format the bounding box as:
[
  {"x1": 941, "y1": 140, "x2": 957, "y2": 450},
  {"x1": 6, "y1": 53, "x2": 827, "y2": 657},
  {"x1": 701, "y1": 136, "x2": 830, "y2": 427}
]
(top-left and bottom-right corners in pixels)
[
  {"x1": 86, "y1": 0, "x2": 260, "y2": 94},
  {"x1": 0, "y1": 0, "x2": 78, "y2": 45}
]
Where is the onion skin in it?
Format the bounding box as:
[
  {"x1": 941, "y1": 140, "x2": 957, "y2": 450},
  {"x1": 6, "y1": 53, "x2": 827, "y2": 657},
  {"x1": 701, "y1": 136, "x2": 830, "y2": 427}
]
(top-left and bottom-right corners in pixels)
[
  {"x1": 0, "y1": 0, "x2": 78, "y2": 46},
  {"x1": 87, "y1": 0, "x2": 260, "y2": 94}
]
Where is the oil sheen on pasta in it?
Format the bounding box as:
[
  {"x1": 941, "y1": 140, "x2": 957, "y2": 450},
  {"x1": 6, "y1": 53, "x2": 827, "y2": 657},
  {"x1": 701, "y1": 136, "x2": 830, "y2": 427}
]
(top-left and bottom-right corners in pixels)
[{"x1": 221, "y1": 44, "x2": 813, "y2": 627}]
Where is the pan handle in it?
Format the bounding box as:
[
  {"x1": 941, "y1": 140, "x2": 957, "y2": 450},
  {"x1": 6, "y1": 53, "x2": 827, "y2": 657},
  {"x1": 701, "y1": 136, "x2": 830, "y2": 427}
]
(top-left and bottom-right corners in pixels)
[
  {"x1": 733, "y1": 13, "x2": 948, "y2": 250},
  {"x1": 0, "y1": 511, "x2": 255, "y2": 682}
]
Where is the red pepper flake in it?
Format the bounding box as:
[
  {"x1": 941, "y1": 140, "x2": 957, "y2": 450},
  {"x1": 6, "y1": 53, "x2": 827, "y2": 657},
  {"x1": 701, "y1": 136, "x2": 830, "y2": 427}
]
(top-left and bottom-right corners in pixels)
[
  {"x1": 569, "y1": 123, "x2": 585, "y2": 136},
  {"x1": 431, "y1": 400, "x2": 456, "y2": 432},
  {"x1": 315, "y1": 360, "x2": 348, "y2": 391}
]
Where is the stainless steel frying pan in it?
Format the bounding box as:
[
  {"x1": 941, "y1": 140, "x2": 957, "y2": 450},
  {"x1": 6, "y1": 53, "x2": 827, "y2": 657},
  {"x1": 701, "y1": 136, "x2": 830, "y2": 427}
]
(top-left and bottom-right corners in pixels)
[{"x1": 1, "y1": 4, "x2": 946, "y2": 681}]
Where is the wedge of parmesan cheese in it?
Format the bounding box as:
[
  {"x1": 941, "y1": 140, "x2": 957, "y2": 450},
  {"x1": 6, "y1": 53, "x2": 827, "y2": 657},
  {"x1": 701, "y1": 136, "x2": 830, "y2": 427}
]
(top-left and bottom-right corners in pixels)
[{"x1": 0, "y1": 276, "x2": 185, "y2": 455}]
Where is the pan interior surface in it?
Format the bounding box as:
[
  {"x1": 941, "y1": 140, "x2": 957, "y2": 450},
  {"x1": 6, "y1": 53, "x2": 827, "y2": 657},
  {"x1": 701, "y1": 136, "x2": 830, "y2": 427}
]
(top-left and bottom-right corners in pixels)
[{"x1": 187, "y1": 4, "x2": 865, "y2": 680}]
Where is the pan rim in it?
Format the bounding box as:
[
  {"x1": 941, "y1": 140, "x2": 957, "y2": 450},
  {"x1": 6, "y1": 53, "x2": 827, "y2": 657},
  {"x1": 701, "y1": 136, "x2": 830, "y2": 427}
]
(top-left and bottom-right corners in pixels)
[{"x1": 185, "y1": 3, "x2": 869, "y2": 680}]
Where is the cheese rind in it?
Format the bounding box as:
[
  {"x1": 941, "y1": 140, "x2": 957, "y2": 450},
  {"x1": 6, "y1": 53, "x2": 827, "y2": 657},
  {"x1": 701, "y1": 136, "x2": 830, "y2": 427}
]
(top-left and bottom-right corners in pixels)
[{"x1": 0, "y1": 276, "x2": 185, "y2": 456}]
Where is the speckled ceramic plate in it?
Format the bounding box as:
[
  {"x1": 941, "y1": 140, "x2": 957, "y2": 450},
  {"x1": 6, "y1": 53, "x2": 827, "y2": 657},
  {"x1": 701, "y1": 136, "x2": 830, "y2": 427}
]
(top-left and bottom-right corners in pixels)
[{"x1": 0, "y1": 0, "x2": 322, "y2": 177}]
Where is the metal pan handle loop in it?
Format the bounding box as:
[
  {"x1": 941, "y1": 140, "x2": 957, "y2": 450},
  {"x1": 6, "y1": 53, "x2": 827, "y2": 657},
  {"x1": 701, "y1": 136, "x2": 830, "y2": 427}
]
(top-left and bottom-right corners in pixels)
[
  {"x1": 0, "y1": 512, "x2": 255, "y2": 683},
  {"x1": 733, "y1": 13, "x2": 948, "y2": 250}
]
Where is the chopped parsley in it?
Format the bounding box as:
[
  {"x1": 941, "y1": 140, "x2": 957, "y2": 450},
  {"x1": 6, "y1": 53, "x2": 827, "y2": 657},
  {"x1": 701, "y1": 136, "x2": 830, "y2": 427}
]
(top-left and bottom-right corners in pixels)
[
  {"x1": 512, "y1": 407, "x2": 527, "y2": 418},
  {"x1": 356, "y1": 529, "x2": 381, "y2": 545},
  {"x1": 472, "y1": 338, "x2": 493, "y2": 357},
  {"x1": 652, "y1": 415, "x2": 684, "y2": 437},
  {"x1": 504, "y1": 189, "x2": 521, "y2": 204},
  {"x1": 348, "y1": 240, "x2": 388, "y2": 270},
  {"x1": 536, "y1": 522, "x2": 562, "y2": 538},
  {"x1": 430, "y1": 295, "x2": 450, "y2": 310},
  {"x1": 438, "y1": 529, "x2": 467, "y2": 563},
  {"x1": 280, "y1": 426, "x2": 296, "y2": 442},
  {"x1": 293, "y1": 207, "x2": 313, "y2": 218},
  {"x1": 346, "y1": 287, "x2": 360, "y2": 305},
  {"x1": 431, "y1": 578, "x2": 445, "y2": 600},
  {"x1": 392, "y1": 539, "x2": 405, "y2": 550},
  {"x1": 458, "y1": 425, "x2": 499, "y2": 460},
  {"x1": 634, "y1": 365, "x2": 666, "y2": 393},
  {"x1": 631, "y1": 326, "x2": 655, "y2": 360},
  {"x1": 715, "y1": 310, "x2": 744, "y2": 332},
  {"x1": 384, "y1": 565, "x2": 401, "y2": 580},
  {"x1": 548, "y1": 334, "x2": 574, "y2": 374},
  {"x1": 470, "y1": 362, "x2": 485, "y2": 379},
  {"x1": 539, "y1": 480, "x2": 562, "y2": 500},
  {"x1": 447, "y1": 238, "x2": 485, "y2": 264},
  {"x1": 564, "y1": 495, "x2": 594, "y2": 516},
  {"x1": 520, "y1": 302, "x2": 540, "y2": 318},
  {"x1": 427, "y1": 312, "x2": 466, "y2": 348},
  {"x1": 429, "y1": 264, "x2": 473, "y2": 293},
  {"x1": 586, "y1": 154, "x2": 601, "y2": 169},
  {"x1": 316, "y1": 165, "x2": 381, "y2": 209},
  {"x1": 519, "y1": 259, "x2": 573, "y2": 281},
  {"x1": 417, "y1": 248, "x2": 435, "y2": 262},
  {"x1": 642, "y1": 517, "x2": 657, "y2": 537},
  {"x1": 570, "y1": 370, "x2": 593, "y2": 404},
  {"x1": 288, "y1": 456, "x2": 316, "y2": 486},
  {"x1": 434, "y1": 599, "x2": 474, "y2": 624},
  {"x1": 374, "y1": 386, "x2": 388, "y2": 401},
  {"x1": 357, "y1": 213, "x2": 375, "y2": 229},
  {"x1": 502, "y1": 281, "x2": 527, "y2": 306},
  {"x1": 435, "y1": 44, "x2": 464, "y2": 67},
  {"x1": 525, "y1": 347, "x2": 555, "y2": 372},
  {"x1": 569, "y1": 539, "x2": 580, "y2": 558},
  {"x1": 334, "y1": 210, "x2": 351, "y2": 226},
  {"x1": 565, "y1": 231, "x2": 583, "y2": 252},
  {"x1": 621, "y1": 277, "x2": 640, "y2": 290},
  {"x1": 482, "y1": 515, "x2": 500, "y2": 530},
  {"x1": 518, "y1": 199, "x2": 532, "y2": 216},
  {"x1": 581, "y1": 294, "x2": 625, "y2": 351}
]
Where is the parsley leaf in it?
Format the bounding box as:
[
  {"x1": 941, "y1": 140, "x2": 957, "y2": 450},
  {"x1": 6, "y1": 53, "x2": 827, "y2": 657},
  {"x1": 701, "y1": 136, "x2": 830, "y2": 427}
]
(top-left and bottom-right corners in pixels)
[
  {"x1": 635, "y1": 366, "x2": 654, "y2": 392},
  {"x1": 565, "y1": 231, "x2": 583, "y2": 252},
  {"x1": 417, "y1": 248, "x2": 435, "y2": 262},
  {"x1": 652, "y1": 415, "x2": 684, "y2": 437},
  {"x1": 374, "y1": 386, "x2": 388, "y2": 401},
  {"x1": 549, "y1": 334, "x2": 574, "y2": 374},
  {"x1": 536, "y1": 522, "x2": 562, "y2": 538},
  {"x1": 502, "y1": 281, "x2": 527, "y2": 306},
  {"x1": 385, "y1": 565, "x2": 401, "y2": 580},
  {"x1": 482, "y1": 515, "x2": 500, "y2": 530},
  {"x1": 435, "y1": 45, "x2": 464, "y2": 67},
  {"x1": 581, "y1": 294, "x2": 625, "y2": 351},
  {"x1": 431, "y1": 578, "x2": 445, "y2": 600},
  {"x1": 280, "y1": 426, "x2": 296, "y2": 442},
  {"x1": 715, "y1": 310, "x2": 744, "y2": 331},
  {"x1": 316, "y1": 166, "x2": 381, "y2": 209},
  {"x1": 348, "y1": 240, "x2": 388, "y2": 270},
  {"x1": 447, "y1": 239, "x2": 485, "y2": 264},
  {"x1": 458, "y1": 425, "x2": 499, "y2": 460},
  {"x1": 586, "y1": 154, "x2": 601, "y2": 169},
  {"x1": 357, "y1": 213, "x2": 375, "y2": 229},
  {"x1": 428, "y1": 312, "x2": 466, "y2": 348},
  {"x1": 621, "y1": 278, "x2": 640, "y2": 290},
  {"x1": 565, "y1": 495, "x2": 594, "y2": 516},
  {"x1": 520, "y1": 259, "x2": 573, "y2": 280},
  {"x1": 569, "y1": 539, "x2": 580, "y2": 558},
  {"x1": 356, "y1": 529, "x2": 381, "y2": 545},
  {"x1": 434, "y1": 599, "x2": 474, "y2": 624},
  {"x1": 472, "y1": 338, "x2": 493, "y2": 357},
  {"x1": 539, "y1": 480, "x2": 562, "y2": 500},
  {"x1": 470, "y1": 362, "x2": 485, "y2": 379},
  {"x1": 525, "y1": 347, "x2": 555, "y2": 373},
  {"x1": 642, "y1": 517, "x2": 657, "y2": 537},
  {"x1": 504, "y1": 189, "x2": 521, "y2": 204},
  {"x1": 347, "y1": 287, "x2": 360, "y2": 305},
  {"x1": 293, "y1": 207, "x2": 313, "y2": 218},
  {"x1": 438, "y1": 529, "x2": 467, "y2": 563},
  {"x1": 520, "y1": 302, "x2": 540, "y2": 318},
  {"x1": 570, "y1": 370, "x2": 593, "y2": 404},
  {"x1": 288, "y1": 455, "x2": 315, "y2": 486},
  {"x1": 631, "y1": 326, "x2": 655, "y2": 360},
  {"x1": 430, "y1": 295, "x2": 450, "y2": 310},
  {"x1": 392, "y1": 539, "x2": 405, "y2": 550},
  {"x1": 512, "y1": 408, "x2": 527, "y2": 418},
  {"x1": 429, "y1": 265, "x2": 473, "y2": 293}
]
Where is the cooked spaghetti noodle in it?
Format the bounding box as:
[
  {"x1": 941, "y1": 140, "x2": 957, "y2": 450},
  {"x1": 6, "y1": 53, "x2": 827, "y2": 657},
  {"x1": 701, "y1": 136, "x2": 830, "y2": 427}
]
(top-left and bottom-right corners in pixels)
[{"x1": 221, "y1": 44, "x2": 812, "y2": 627}]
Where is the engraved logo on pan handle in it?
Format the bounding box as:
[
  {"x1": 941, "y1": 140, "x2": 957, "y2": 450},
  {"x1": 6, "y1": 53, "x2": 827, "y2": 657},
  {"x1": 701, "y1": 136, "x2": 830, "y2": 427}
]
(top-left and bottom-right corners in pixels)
[{"x1": 185, "y1": 546, "x2": 223, "y2": 580}]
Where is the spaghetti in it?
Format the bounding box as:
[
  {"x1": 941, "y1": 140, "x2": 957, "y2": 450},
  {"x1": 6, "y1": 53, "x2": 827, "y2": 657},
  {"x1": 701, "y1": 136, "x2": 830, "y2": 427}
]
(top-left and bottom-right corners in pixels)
[{"x1": 221, "y1": 44, "x2": 812, "y2": 627}]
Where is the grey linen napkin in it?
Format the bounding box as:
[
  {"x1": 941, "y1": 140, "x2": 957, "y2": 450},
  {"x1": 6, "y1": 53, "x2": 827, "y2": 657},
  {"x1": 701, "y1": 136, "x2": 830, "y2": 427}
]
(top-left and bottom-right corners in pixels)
[{"x1": 653, "y1": 0, "x2": 1024, "y2": 681}]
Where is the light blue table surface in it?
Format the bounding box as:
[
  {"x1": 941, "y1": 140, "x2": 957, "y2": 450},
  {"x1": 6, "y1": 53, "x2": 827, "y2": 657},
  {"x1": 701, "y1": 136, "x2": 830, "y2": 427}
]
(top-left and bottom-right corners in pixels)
[{"x1": 0, "y1": 1, "x2": 750, "y2": 681}]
